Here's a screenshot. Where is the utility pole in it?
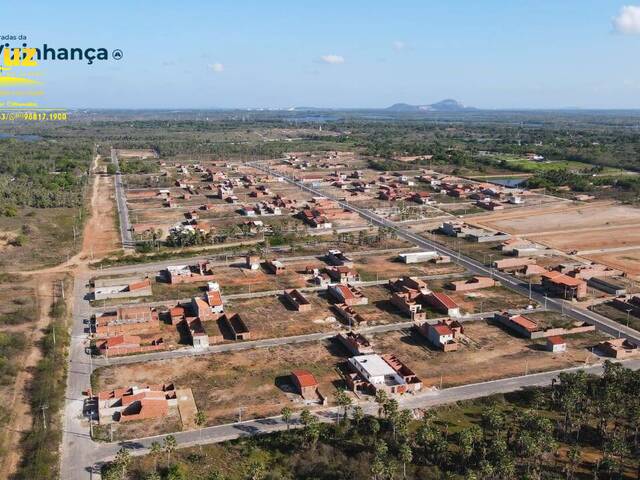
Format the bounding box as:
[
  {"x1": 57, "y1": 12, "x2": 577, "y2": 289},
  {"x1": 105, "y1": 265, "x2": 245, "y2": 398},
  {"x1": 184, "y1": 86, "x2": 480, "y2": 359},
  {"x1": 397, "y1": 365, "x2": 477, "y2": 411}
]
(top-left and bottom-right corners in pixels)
[{"x1": 41, "y1": 403, "x2": 48, "y2": 430}]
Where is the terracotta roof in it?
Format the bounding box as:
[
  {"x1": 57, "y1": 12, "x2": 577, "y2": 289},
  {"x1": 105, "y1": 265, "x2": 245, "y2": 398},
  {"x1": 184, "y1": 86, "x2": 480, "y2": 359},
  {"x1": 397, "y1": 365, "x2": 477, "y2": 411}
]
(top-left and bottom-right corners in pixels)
[
  {"x1": 432, "y1": 323, "x2": 454, "y2": 336},
  {"x1": 542, "y1": 271, "x2": 584, "y2": 287},
  {"x1": 207, "y1": 290, "x2": 223, "y2": 307},
  {"x1": 547, "y1": 335, "x2": 566, "y2": 345},
  {"x1": 291, "y1": 370, "x2": 318, "y2": 388},
  {"x1": 510, "y1": 314, "x2": 538, "y2": 332},
  {"x1": 429, "y1": 292, "x2": 458, "y2": 309},
  {"x1": 129, "y1": 279, "x2": 151, "y2": 291},
  {"x1": 334, "y1": 284, "x2": 356, "y2": 300},
  {"x1": 100, "y1": 335, "x2": 141, "y2": 349},
  {"x1": 193, "y1": 297, "x2": 209, "y2": 311}
]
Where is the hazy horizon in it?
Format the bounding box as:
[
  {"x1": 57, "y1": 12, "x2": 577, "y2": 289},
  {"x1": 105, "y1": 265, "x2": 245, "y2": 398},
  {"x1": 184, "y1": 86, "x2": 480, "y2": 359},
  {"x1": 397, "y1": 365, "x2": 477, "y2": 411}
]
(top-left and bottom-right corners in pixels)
[{"x1": 7, "y1": 0, "x2": 640, "y2": 110}]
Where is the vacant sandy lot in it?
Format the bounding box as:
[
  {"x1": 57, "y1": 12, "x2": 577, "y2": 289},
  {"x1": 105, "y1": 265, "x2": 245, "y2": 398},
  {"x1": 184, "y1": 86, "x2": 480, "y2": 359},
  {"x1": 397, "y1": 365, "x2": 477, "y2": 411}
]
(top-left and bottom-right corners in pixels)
[
  {"x1": 534, "y1": 227, "x2": 640, "y2": 252},
  {"x1": 371, "y1": 321, "x2": 605, "y2": 388},
  {"x1": 355, "y1": 254, "x2": 464, "y2": 281},
  {"x1": 94, "y1": 341, "x2": 347, "y2": 432},
  {"x1": 116, "y1": 149, "x2": 158, "y2": 158},
  {"x1": 227, "y1": 293, "x2": 339, "y2": 339},
  {"x1": 587, "y1": 249, "x2": 640, "y2": 278},
  {"x1": 475, "y1": 202, "x2": 640, "y2": 235},
  {"x1": 473, "y1": 202, "x2": 640, "y2": 275},
  {"x1": 94, "y1": 320, "x2": 608, "y2": 439}
]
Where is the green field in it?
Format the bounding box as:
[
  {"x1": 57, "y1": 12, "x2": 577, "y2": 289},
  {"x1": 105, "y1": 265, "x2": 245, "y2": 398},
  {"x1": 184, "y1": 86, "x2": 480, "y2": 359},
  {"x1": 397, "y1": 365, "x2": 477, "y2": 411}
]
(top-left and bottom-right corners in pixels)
[{"x1": 485, "y1": 153, "x2": 629, "y2": 175}]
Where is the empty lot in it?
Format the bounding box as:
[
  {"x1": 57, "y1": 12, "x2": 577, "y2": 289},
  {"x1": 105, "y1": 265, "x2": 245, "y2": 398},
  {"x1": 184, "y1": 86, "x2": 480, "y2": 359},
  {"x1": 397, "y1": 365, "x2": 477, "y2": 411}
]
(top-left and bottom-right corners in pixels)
[{"x1": 473, "y1": 202, "x2": 640, "y2": 276}]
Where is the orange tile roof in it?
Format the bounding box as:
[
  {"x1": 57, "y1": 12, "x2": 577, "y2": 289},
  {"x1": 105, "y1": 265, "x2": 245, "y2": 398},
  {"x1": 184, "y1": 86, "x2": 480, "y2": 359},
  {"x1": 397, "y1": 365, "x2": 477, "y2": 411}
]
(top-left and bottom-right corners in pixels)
[
  {"x1": 334, "y1": 284, "x2": 356, "y2": 300},
  {"x1": 430, "y1": 292, "x2": 458, "y2": 309},
  {"x1": 207, "y1": 290, "x2": 223, "y2": 307},
  {"x1": 291, "y1": 370, "x2": 318, "y2": 388},
  {"x1": 542, "y1": 271, "x2": 584, "y2": 287},
  {"x1": 547, "y1": 335, "x2": 566, "y2": 345},
  {"x1": 510, "y1": 315, "x2": 538, "y2": 332},
  {"x1": 432, "y1": 323, "x2": 454, "y2": 336}
]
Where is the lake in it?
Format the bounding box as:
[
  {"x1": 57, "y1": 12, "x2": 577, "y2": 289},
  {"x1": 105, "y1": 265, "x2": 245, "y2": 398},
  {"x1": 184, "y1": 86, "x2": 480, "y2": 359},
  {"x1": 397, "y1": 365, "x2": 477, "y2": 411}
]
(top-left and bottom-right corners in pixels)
[{"x1": 485, "y1": 177, "x2": 528, "y2": 187}]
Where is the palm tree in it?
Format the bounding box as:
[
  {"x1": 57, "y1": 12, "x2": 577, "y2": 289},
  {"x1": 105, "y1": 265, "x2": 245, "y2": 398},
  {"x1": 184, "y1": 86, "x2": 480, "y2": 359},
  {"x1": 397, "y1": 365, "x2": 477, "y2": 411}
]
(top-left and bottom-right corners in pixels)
[
  {"x1": 300, "y1": 408, "x2": 313, "y2": 427},
  {"x1": 366, "y1": 416, "x2": 380, "y2": 445},
  {"x1": 334, "y1": 389, "x2": 352, "y2": 422},
  {"x1": 114, "y1": 447, "x2": 131, "y2": 479},
  {"x1": 399, "y1": 443, "x2": 413, "y2": 479},
  {"x1": 375, "y1": 390, "x2": 388, "y2": 418},
  {"x1": 352, "y1": 405, "x2": 364, "y2": 427},
  {"x1": 149, "y1": 441, "x2": 162, "y2": 471},
  {"x1": 281, "y1": 406, "x2": 293, "y2": 431},
  {"x1": 195, "y1": 411, "x2": 207, "y2": 452},
  {"x1": 163, "y1": 434, "x2": 177, "y2": 466}
]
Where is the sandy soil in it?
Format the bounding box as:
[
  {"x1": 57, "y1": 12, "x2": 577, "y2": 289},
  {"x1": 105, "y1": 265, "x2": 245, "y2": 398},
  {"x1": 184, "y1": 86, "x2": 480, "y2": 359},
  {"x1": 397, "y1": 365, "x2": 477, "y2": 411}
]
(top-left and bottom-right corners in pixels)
[
  {"x1": 1, "y1": 274, "x2": 59, "y2": 476},
  {"x1": 227, "y1": 294, "x2": 338, "y2": 340},
  {"x1": 355, "y1": 255, "x2": 463, "y2": 280},
  {"x1": 472, "y1": 201, "x2": 640, "y2": 275},
  {"x1": 116, "y1": 149, "x2": 158, "y2": 158},
  {"x1": 95, "y1": 341, "x2": 347, "y2": 432},
  {"x1": 80, "y1": 170, "x2": 120, "y2": 259},
  {"x1": 533, "y1": 226, "x2": 640, "y2": 252},
  {"x1": 474, "y1": 202, "x2": 640, "y2": 234},
  {"x1": 586, "y1": 249, "x2": 640, "y2": 278},
  {"x1": 371, "y1": 322, "x2": 604, "y2": 388}
]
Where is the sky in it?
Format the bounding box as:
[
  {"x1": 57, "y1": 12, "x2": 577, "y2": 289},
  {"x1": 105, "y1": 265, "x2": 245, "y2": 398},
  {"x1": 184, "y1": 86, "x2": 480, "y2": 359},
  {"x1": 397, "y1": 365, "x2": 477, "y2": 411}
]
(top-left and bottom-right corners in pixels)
[{"x1": 5, "y1": 0, "x2": 640, "y2": 109}]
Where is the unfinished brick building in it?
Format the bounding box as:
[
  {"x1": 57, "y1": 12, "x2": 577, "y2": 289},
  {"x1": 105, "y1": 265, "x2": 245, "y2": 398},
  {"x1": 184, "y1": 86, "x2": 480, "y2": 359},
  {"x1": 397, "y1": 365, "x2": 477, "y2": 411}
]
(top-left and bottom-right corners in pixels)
[
  {"x1": 283, "y1": 289, "x2": 312, "y2": 312},
  {"x1": 93, "y1": 306, "x2": 160, "y2": 337}
]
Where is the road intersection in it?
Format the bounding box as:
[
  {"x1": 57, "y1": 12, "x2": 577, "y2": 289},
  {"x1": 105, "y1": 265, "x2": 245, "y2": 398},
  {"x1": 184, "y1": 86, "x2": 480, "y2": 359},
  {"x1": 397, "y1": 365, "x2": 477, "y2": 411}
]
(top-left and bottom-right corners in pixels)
[{"x1": 59, "y1": 160, "x2": 640, "y2": 479}]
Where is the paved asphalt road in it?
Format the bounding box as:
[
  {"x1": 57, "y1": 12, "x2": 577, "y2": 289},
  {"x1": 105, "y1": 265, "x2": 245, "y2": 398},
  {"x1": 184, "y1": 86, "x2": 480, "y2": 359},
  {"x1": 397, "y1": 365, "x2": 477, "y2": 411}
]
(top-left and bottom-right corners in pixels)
[
  {"x1": 92, "y1": 307, "x2": 539, "y2": 369},
  {"x1": 249, "y1": 161, "x2": 640, "y2": 347},
  {"x1": 59, "y1": 160, "x2": 640, "y2": 479},
  {"x1": 89, "y1": 246, "x2": 413, "y2": 277},
  {"x1": 82, "y1": 358, "x2": 640, "y2": 473},
  {"x1": 111, "y1": 149, "x2": 135, "y2": 249}
]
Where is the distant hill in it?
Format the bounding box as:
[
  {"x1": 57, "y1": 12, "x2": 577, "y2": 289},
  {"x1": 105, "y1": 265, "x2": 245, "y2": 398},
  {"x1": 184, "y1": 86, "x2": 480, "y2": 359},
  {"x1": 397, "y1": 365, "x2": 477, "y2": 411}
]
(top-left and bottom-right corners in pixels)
[{"x1": 386, "y1": 99, "x2": 475, "y2": 112}]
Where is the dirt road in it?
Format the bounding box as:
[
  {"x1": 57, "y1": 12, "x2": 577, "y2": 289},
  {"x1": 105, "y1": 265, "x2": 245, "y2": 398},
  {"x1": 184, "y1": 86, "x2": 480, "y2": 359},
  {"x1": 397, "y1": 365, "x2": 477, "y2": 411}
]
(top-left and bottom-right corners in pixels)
[{"x1": 0, "y1": 152, "x2": 120, "y2": 477}]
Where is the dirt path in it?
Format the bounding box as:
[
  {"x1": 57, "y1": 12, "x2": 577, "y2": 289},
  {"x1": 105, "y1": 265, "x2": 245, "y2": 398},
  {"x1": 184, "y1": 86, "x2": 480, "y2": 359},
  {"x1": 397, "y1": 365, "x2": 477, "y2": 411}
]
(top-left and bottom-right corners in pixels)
[
  {"x1": 0, "y1": 151, "x2": 118, "y2": 476},
  {"x1": 19, "y1": 153, "x2": 120, "y2": 276},
  {"x1": 1, "y1": 274, "x2": 58, "y2": 476},
  {"x1": 79, "y1": 162, "x2": 120, "y2": 261}
]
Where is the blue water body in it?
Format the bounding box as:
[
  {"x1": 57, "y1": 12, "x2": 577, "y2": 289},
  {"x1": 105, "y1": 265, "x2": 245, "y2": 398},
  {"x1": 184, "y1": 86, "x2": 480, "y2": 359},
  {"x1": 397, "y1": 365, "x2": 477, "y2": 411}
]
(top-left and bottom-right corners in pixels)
[
  {"x1": 0, "y1": 133, "x2": 42, "y2": 142},
  {"x1": 486, "y1": 177, "x2": 528, "y2": 187}
]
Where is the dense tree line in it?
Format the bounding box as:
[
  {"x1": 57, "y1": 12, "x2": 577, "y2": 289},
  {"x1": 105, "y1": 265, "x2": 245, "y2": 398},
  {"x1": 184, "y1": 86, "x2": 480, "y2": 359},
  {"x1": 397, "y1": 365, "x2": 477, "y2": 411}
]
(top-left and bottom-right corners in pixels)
[
  {"x1": 15, "y1": 296, "x2": 69, "y2": 479},
  {"x1": 0, "y1": 138, "x2": 91, "y2": 210}
]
